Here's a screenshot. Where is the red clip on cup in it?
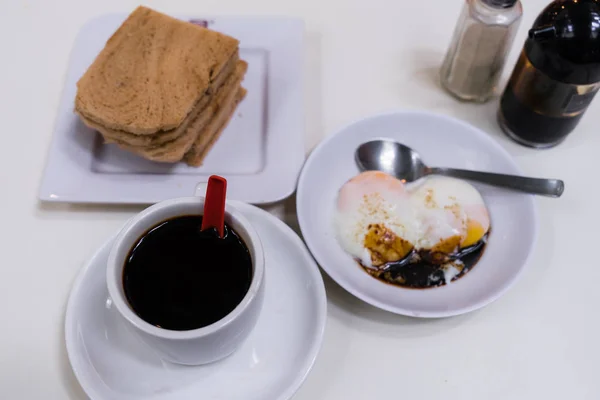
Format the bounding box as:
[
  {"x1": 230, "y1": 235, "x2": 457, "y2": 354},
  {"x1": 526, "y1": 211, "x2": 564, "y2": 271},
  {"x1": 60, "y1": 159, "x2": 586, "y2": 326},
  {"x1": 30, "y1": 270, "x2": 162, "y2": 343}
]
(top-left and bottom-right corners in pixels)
[{"x1": 201, "y1": 175, "x2": 227, "y2": 238}]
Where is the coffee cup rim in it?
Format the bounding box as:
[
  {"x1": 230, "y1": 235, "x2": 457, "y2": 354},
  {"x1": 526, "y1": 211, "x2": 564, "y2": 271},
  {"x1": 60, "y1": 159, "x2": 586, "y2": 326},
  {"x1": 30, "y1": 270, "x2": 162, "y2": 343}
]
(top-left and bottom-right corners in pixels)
[{"x1": 106, "y1": 196, "x2": 265, "y2": 340}]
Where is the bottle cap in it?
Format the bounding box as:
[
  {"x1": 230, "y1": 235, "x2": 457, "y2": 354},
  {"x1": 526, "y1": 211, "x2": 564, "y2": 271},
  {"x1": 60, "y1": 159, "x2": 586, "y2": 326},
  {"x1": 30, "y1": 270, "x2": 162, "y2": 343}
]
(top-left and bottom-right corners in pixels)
[
  {"x1": 528, "y1": 25, "x2": 557, "y2": 40},
  {"x1": 526, "y1": 0, "x2": 600, "y2": 84},
  {"x1": 483, "y1": 0, "x2": 518, "y2": 8}
]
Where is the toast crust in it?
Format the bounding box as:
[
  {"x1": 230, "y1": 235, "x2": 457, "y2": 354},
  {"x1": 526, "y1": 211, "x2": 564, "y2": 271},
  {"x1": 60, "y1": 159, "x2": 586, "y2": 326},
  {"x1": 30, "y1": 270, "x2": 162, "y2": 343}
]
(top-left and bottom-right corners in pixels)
[{"x1": 184, "y1": 88, "x2": 247, "y2": 166}]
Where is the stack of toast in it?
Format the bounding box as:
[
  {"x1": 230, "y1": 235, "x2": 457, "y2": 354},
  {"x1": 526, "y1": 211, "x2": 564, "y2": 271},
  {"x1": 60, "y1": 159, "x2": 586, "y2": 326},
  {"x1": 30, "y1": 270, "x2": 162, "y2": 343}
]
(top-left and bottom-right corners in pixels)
[{"x1": 75, "y1": 6, "x2": 247, "y2": 166}]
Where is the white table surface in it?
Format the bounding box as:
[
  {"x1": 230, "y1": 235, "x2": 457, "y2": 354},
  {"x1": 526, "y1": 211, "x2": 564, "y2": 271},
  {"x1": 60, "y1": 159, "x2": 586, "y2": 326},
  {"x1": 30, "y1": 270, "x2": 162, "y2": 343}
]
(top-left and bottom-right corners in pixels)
[{"x1": 1, "y1": 0, "x2": 598, "y2": 399}]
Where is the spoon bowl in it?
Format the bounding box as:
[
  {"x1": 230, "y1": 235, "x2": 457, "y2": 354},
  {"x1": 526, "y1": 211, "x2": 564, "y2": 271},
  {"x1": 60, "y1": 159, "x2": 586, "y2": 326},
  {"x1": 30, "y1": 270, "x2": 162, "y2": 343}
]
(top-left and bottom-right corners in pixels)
[
  {"x1": 356, "y1": 139, "x2": 564, "y2": 197},
  {"x1": 356, "y1": 140, "x2": 427, "y2": 182}
]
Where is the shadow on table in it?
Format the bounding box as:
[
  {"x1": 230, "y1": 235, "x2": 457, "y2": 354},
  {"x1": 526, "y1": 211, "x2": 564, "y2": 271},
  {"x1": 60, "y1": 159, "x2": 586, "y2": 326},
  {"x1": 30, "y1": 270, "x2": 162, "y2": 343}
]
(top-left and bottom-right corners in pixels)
[
  {"x1": 37, "y1": 200, "x2": 145, "y2": 217},
  {"x1": 304, "y1": 30, "x2": 325, "y2": 153},
  {"x1": 260, "y1": 194, "x2": 474, "y2": 340},
  {"x1": 323, "y1": 273, "x2": 475, "y2": 339},
  {"x1": 402, "y1": 48, "x2": 548, "y2": 159},
  {"x1": 260, "y1": 192, "x2": 475, "y2": 340},
  {"x1": 59, "y1": 307, "x2": 87, "y2": 399}
]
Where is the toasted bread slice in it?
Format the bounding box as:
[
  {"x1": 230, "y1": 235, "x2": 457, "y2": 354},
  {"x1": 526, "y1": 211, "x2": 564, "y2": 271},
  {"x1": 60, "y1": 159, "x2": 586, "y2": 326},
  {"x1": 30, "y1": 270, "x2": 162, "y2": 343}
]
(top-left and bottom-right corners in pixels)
[
  {"x1": 108, "y1": 62, "x2": 246, "y2": 163},
  {"x1": 75, "y1": 6, "x2": 239, "y2": 135},
  {"x1": 80, "y1": 54, "x2": 241, "y2": 146},
  {"x1": 184, "y1": 87, "x2": 247, "y2": 166}
]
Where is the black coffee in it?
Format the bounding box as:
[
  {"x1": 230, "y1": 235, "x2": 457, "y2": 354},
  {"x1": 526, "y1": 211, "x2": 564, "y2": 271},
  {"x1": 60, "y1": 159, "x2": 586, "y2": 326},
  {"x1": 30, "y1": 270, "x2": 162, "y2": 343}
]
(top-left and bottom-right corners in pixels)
[{"x1": 123, "y1": 215, "x2": 252, "y2": 331}]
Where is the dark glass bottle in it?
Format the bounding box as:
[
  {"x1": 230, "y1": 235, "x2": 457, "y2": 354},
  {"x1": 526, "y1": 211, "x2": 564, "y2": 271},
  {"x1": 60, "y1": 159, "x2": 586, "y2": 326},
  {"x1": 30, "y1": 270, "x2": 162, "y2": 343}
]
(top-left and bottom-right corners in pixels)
[{"x1": 498, "y1": 0, "x2": 600, "y2": 148}]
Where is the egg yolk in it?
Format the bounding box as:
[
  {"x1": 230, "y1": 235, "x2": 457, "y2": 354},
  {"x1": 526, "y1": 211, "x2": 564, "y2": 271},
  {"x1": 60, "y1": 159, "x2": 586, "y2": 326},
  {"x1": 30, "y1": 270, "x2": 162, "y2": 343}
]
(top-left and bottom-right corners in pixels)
[
  {"x1": 364, "y1": 224, "x2": 413, "y2": 267},
  {"x1": 462, "y1": 220, "x2": 487, "y2": 248},
  {"x1": 427, "y1": 235, "x2": 462, "y2": 264}
]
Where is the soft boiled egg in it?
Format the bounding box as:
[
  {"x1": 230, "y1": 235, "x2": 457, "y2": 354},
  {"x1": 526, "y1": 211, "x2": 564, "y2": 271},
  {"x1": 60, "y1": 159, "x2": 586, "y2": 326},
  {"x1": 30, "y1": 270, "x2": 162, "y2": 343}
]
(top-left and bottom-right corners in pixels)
[
  {"x1": 334, "y1": 171, "x2": 418, "y2": 268},
  {"x1": 333, "y1": 171, "x2": 490, "y2": 268},
  {"x1": 409, "y1": 176, "x2": 491, "y2": 263}
]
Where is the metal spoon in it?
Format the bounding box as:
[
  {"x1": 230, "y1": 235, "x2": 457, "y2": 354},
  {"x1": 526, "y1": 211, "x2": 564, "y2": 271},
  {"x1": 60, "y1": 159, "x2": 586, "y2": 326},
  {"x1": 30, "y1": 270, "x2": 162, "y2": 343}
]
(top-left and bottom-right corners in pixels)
[{"x1": 355, "y1": 139, "x2": 564, "y2": 197}]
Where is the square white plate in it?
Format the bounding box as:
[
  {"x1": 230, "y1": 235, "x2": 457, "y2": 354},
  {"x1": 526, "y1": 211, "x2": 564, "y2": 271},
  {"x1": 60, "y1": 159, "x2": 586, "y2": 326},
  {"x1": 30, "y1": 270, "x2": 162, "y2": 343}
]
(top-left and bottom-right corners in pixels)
[{"x1": 39, "y1": 14, "x2": 305, "y2": 204}]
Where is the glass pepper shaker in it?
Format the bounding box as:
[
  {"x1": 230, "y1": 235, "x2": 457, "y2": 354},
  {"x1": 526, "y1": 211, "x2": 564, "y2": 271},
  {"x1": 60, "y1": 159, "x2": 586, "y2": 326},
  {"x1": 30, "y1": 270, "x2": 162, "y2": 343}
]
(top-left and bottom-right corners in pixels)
[{"x1": 440, "y1": 0, "x2": 523, "y2": 103}]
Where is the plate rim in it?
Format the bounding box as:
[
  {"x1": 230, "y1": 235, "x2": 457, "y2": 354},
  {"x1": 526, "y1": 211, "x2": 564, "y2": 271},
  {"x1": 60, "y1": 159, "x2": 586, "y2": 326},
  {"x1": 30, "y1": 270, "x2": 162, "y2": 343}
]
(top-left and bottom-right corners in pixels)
[
  {"x1": 64, "y1": 201, "x2": 327, "y2": 400},
  {"x1": 39, "y1": 14, "x2": 305, "y2": 205},
  {"x1": 296, "y1": 109, "x2": 539, "y2": 318}
]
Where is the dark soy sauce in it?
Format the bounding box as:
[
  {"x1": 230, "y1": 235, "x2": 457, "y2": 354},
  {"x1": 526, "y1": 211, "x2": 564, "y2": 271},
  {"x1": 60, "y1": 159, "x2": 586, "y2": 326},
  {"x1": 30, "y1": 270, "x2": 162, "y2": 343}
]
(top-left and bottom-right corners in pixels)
[
  {"x1": 360, "y1": 235, "x2": 488, "y2": 289},
  {"x1": 123, "y1": 215, "x2": 252, "y2": 331},
  {"x1": 498, "y1": 0, "x2": 600, "y2": 147}
]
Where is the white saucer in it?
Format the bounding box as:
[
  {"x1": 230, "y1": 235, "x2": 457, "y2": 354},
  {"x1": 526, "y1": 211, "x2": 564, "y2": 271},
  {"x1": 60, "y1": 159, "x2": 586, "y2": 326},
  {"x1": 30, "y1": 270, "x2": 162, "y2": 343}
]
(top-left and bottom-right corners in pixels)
[
  {"x1": 65, "y1": 201, "x2": 326, "y2": 400},
  {"x1": 297, "y1": 111, "x2": 538, "y2": 318}
]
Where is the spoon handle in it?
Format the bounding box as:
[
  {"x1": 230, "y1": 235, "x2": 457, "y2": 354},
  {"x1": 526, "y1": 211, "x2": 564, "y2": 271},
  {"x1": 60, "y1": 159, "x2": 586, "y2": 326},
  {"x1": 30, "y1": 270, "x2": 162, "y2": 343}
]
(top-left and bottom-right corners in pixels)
[{"x1": 428, "y1": 167, "x2": 564, "y2": 197}]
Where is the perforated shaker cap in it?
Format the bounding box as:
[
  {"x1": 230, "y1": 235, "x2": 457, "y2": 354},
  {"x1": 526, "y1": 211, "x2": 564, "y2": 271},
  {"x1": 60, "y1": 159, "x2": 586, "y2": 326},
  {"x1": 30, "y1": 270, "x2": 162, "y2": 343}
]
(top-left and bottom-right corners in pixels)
[{"x1": 483, "y1": 0, "x2": 518, "y2": 8}]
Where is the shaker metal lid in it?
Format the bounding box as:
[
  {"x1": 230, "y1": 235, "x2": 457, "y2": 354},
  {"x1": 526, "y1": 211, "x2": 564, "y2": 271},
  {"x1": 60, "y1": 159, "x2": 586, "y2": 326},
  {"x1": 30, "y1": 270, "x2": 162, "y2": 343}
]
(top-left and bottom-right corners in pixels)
[{"x1": 483, "y1": 0, "x2": 518, "y2": 8}]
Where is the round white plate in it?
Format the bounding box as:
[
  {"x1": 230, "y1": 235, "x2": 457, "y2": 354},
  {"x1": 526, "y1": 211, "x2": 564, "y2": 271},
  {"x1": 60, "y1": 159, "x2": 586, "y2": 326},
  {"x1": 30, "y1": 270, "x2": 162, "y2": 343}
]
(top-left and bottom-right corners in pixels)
[
  {"x1": 297, "y1": 111, "x2": 538, "y2": 318},
  {"x1": 65, "y1": 201, "x2": 327, "y2": 400}
]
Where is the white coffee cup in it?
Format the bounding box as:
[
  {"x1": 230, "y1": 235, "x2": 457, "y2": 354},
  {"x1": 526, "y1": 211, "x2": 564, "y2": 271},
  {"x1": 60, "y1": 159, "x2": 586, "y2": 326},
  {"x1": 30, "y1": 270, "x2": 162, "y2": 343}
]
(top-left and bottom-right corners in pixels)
[{"x1": 106, "y1": 196, "x2": 265, "y2": 365}]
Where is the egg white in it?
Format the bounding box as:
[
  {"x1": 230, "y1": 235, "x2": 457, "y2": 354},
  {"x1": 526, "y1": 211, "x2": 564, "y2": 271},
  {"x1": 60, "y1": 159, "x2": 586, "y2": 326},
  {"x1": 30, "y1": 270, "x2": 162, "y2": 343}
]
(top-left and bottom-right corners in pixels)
[
  {"x1": 334, "y1": 173, "x2": 490, "y2": 268},
  {"x1": 334, "y1": 172, "x2": 419, "y2": 268},
  {"x1": 409, "y1": 176, "x2": 490, "y2": 250}
]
